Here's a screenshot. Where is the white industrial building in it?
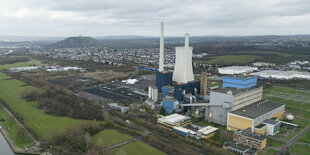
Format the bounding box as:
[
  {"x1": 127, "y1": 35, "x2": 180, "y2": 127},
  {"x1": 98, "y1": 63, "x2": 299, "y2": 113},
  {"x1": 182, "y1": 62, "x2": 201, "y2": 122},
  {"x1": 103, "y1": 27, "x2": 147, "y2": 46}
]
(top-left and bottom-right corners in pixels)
[
  {"x1": 251, "y1": 70, "x2": 310, "y2": 80},
  {"x1": 148, "y1": 86, "x2": 158, "y2": 102},
  {"x1": 218, "y1": 66, "x2": 258, "y2": 75},
  {"x1": 157, "y1": 113, "x2": 191, "y2": 128},
  {"x1": 10, "y1": 66, "x2": 41, "y2": 72}
]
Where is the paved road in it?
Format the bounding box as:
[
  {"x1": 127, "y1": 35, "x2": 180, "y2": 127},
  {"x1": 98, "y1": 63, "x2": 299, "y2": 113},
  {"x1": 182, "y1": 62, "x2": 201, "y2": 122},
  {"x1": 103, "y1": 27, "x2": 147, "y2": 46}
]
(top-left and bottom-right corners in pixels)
[{"x1": 279, "y1": 124, "x2": 310, "y2": 152}]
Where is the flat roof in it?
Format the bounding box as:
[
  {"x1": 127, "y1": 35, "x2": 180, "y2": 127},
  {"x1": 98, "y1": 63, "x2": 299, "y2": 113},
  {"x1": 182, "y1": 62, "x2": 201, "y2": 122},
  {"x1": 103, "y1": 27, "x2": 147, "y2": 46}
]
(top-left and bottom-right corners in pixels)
[
  {"x1": 235, "y1": 128, "x2": 266, "y2": 141},
  {"x1": 223, "y1": 76, "x2": 257, "y2": 81},
  {"x1": 212, "y1": 85, "x2": 262, "y2": 96},
  {"x1": 219, "y1": 66, "x2": 258, "y2": 71},
  {"x1": 198, "y1": 126, "x2": 218, "y2": 135},
  {"x1": 263, "y1": 118, "x2": 279, "y2": 125},
  {"x1": 157, "y1": 114, "x2": 190, "y2": 125},
  {"x1": 255, "y1": 123, "x2": 266, "y2": 129},
  {"x1": 173, "y1": 126, "x2": 195, "y2": 134},
  {"x1": 230, "y1": 100, "x2": 284, "y2": 119}
]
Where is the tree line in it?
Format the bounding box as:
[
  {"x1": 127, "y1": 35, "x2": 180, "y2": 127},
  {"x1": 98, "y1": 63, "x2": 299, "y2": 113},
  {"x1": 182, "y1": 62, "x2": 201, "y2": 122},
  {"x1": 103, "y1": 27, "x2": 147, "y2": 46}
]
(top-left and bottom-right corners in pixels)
[{"x1": 22, "y1": 86, "x2": 104, "y2": 121}]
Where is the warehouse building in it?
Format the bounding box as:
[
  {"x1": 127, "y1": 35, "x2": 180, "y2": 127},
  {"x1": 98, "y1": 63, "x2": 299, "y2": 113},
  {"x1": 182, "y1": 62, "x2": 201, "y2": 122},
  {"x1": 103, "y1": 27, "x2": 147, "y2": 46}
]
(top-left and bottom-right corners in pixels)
[
  {"x1": 157, "y1": 114, "x2": 191, "y2": 129},
  {"x1": 10, "y1": 66, "x2": 41, "y2": 72},
  {"x1": 207, "y1": 86, "x2": 263, "y2": 125},
  {"x1": 197, "y1": 126, "x2": 218, "y2": 139},
  {"x1": 218, "y1": 66, "x2": 258, "y2": 75},
  {"x1": 227, "y1": 100, "x2": 285, "y2": 133},
  {"x1": 172, "y1": 126, "x2": 196, "y2": 137},
  {"x1": 172, "y1": 125, "x2": 218, "y2": 139},
  {"x1": 251, "y1": 70, "x2": 310, "y2": 80}
]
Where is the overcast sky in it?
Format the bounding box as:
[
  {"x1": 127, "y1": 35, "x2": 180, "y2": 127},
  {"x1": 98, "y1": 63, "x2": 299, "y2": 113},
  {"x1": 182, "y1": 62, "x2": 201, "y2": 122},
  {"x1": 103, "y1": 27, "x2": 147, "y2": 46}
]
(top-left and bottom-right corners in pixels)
[{"x1": 0, "y1": 0, "x2": 310, "y2": 37}]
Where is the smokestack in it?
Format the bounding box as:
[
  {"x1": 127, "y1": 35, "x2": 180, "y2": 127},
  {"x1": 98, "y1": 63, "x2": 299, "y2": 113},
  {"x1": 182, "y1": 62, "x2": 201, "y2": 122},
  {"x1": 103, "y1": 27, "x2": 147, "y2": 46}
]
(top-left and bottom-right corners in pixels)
[
  {"x1": 200, "y1": 71, "x2": 208, "y2": 97},
  {"x1": 185, "y1": 33, "x2": 189, "y2": 48},
  {"x1": 159, "y1": 22, "x2": 164, "y2": 72}
]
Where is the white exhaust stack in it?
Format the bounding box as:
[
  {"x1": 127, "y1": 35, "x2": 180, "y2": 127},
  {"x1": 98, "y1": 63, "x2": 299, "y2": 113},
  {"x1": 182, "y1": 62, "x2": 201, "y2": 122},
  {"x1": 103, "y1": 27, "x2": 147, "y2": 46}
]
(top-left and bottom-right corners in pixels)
[
  {"x1": 159, "y1": 22, "x2": 164, "y2": 72},
  {"x1": 185, "y1": 33, "x2": 189, "y2": 48}
]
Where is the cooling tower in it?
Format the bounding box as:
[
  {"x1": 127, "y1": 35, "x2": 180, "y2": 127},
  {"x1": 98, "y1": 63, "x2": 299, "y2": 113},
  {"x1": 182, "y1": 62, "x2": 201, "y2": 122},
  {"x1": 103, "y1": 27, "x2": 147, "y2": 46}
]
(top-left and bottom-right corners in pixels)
[{"x1": 172, "y1": 33, "x2": 194, "y2": 84}]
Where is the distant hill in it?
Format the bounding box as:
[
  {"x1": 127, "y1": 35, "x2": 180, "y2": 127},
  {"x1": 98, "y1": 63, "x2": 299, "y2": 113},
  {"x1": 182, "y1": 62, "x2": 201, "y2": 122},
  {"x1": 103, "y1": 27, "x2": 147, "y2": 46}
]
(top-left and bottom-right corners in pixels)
[{"x1": 47, "y1": 36, "x2": 102, "y2": 48}]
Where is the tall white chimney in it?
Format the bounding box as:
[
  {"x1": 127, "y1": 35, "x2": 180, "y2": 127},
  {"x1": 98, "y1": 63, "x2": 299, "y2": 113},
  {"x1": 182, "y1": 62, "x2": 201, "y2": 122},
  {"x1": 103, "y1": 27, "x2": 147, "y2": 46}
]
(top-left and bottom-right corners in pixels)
[
  {"x1": 159, "y1": 22, "x2": 164, "y2": 72},
  {"x1": 185, "y1": 33, "x2": 189, "y2": 48}
]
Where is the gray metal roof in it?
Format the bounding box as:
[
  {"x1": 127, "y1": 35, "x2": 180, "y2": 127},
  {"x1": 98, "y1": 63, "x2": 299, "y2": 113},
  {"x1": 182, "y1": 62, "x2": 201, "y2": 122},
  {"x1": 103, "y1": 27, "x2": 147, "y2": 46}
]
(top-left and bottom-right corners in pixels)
[
  {"x1": 230, "y1": 100, "x2": 284, "y2": 119},
  {"x1": 212, "y1": 85, "x2": 262, "y2": 96}
]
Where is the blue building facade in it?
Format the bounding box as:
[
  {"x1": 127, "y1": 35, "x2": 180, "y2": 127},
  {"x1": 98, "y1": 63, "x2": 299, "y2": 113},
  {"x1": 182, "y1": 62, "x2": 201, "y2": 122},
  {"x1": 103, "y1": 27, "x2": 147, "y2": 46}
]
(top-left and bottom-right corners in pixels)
[
  {"x1": 222, "y1": 76, "x2": 257, "y2": 89},
  {"x1": 156, "y1": 71, "x2": 173, "y2": 93},
  {"x1": 162, "y1": 98, "x2": 178, "y2": 114}
]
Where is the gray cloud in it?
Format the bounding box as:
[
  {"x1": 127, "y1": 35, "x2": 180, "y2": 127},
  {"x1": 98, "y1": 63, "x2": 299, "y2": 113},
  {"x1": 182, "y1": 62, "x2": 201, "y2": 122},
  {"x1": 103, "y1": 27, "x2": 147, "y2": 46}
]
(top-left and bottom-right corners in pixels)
[{"x1": 0, "y1": 0, "x2": 310, "y2": 36}]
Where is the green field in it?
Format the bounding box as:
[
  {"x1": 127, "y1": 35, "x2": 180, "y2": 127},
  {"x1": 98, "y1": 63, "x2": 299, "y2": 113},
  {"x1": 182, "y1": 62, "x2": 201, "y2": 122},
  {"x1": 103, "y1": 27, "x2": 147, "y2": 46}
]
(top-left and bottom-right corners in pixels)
[
  {"x1": 264, "y1": 86, "x2": 310, "y2": 113},
  {"x1": 194, "y1": 55, "x2": 261, "y2": 65},
  {"x1": 91, "y1": 129, "x2": 132, "y2": 146},
  {"x1": 290, "y1": 144, "x2": 310, "y2": 155},
  {"x1": 0, "y1": 107, "x2": 33, "y2": 148},
  {"x1": 112, "y1": 141, "x2": 165, "y2": 155},
  {"x1": 263, "y1": 85, "x2": 310, "y2": 153},
  {"x1": 0, "y1": 72, "x2": 88, "y2": 140},
  {"x1": 298, "y1": 131, "x2": 310, "y2": 143},
  {"x1": 0, "y1": 60, "x2": 44, "y2": 70},
  {"x1": 238, "y1": 51, "x2": 293, "y2": 57}
]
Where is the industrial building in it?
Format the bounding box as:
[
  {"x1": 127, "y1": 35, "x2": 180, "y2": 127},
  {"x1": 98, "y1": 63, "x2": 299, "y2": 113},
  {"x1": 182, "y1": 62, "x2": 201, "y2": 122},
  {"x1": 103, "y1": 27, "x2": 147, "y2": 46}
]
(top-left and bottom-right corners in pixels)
[
  {"x1": 251, "y1": 70, "x2": 310, "y2": 80},
  {"x1": 218, "y1": 66, "x2": 258, "y2": 75},
  {"x1": 207, "y1": 84, "x2": 263, "y2": 125},
  {"x1": 252, "y1": 62, "x2": 275, "y2": 67},
  {"x1": 157, "y1": 113, "x2": 191, "y2": 129},
  {"x1": 233, "y1": 128, "x2": 267, "y2": 150},
  {"x1": 10, "y1": 66, "x2": 41, "y2": 72},
  {"x1": 227, "y1": 100, "x2": 284, "y2": 133},
  {"x1": 148, "y1": 86, "x2": 158, "y2": 102},
  {"x1": 172, "y1": 125, "x2": 218, "y2": 140},
  {"x1": 158, "y1": 114, "x2": 218, "y2": 139},
  {"x1": 108, "y1": 103, "x2": 129, "y2": 113}
]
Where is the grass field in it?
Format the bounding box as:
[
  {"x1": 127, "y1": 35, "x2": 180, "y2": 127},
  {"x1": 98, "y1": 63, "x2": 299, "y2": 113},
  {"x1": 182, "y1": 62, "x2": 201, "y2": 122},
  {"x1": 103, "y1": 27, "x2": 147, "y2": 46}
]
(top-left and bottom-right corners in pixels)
[
  {"x1": 91, "y1": 129, "x2": 132, "y2": 146},
  {"x1": 238, "y1": 51, "x2": 293, "y2": 57},
  {"x1": 194, "y1": 55, "x2": 261, "y2": 65},
  {"x1": 0, "y1": 107, "x2": 33, "y2": 148},
  {"x1": 112, "y1": 141, "x2": 165, "y2": 155},
  {"x1": 298, "y1": 131, "x2": 310, "y2": 143},
  {"x1": 290, "y1": 144, "x2": 310, "y2": 155},
  {"x1": 0, "y1": 72, "x2": 88, "y2": 140},
  {"x1": 0, "y1": 60, "x2": 44, "y2": 70},
  {"x1": 263, "y1": 85, "x2": 310, "y2": 153},
  {"x1": 263, "y1": 86, "x2": 310, "y2": 113}
]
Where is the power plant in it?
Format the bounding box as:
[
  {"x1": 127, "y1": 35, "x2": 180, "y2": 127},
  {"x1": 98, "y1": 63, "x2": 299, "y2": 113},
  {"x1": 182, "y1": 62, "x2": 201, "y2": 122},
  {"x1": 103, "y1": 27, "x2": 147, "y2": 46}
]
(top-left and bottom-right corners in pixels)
[{"x1": 149, "y1": 22, "x2": 289, "y2": 153}]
